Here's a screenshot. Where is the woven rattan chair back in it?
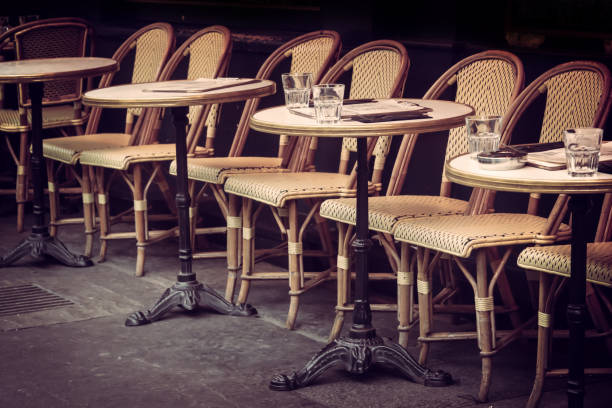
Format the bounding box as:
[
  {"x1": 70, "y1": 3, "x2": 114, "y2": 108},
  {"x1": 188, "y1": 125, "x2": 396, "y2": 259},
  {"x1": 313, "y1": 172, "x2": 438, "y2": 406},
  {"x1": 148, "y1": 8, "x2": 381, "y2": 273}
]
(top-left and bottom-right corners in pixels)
[
  {"x1": 314, "y1": 40, "x2": 410, "y2": 186},
  {"x1": 136, "y1": 25, "x2": 232, "y2": 152},
  {"x1": 502, "y1": 60, "x2": 611, "y2": 144},
  {"x1": 227, "y1": 30, "x2": 341, "y2": 158},
  {"x1": 419, "y1": 51, "x2": 524, "y2": 197},
  {"x1": 84, "y1": 22, "x2": 175, "y2": 139}
]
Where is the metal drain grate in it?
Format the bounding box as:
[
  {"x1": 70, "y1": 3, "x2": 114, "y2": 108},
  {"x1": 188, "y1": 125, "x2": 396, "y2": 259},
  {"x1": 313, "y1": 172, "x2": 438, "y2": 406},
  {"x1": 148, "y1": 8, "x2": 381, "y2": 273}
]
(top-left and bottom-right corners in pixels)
[{"x1": 0, "y1": 284, "x2": 74, "y2": 317}]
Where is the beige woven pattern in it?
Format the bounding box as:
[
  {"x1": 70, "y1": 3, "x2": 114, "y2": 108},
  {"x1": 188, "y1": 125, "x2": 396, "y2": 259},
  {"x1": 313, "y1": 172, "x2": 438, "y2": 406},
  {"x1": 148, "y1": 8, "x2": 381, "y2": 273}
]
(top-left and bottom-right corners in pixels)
[
  {"x1": 539, "y1": 70, "x2": 603, "y2": 143},
  {"x1": 394, "y1": 213, "x2": 566, "y2": 258},
  {"x1": 170, "y1": 156, "x2": 286, "y2": 183},
  {"x1": 224, "y1": 172, "x2": 375, "y2": 208},
  {"x1": 444, "y1": 59, "x2": 518, "y2": 161},
  {"x1": 0, "y1": 105, "x2": 87, "y2": 132},
  {"x1": 43, "y1": 133, "x2": 132, "y2": 164},
  {"x1": 320, "y1": 195, "x2": 469, "y2": 233},
  {"x1": 128, "y1": 28, "x2": 170, "y2": 117},
  {"x1": 341, "y1": 49, "x2": 402, "y2": 158},
  {"x1": 79, "y1": 143, "x2": 178, "y2": 170},
  {"x1": 186, "y1": 32, "x2": 226, "y2": 126},
  {"x1": 517, "y1": 242, "x2": 612, "y2": 287},
  {"x1": 290, "y1": 37, "x2": 336, "y2": 79}
]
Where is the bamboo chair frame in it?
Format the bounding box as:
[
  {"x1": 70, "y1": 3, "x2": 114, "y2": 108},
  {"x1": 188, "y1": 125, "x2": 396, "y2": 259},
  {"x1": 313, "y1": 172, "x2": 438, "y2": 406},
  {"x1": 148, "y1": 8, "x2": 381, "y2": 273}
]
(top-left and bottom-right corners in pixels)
[
  {"x1": 80, "y1": 25, "x2": 232, "y2": 276},
  {"x1": 42, "y1": 22, "x2": 175, "y2": 257},
  {"x1": 518, "y1": 197, "x2": 612, "y2": 408},
  {"x1": 172, "y1": 30, "x2": 341, "y2": 268},
  {"x1": 321, "y1": 50, "x2": 525, "y2": 342},
  {"x1": 393, "y1": 60, "x2": 612, "y2": 403},
  {"x1": 223, "y1": 39, "x2": 410, "y2": 330},
  {"x1": 0, "y1": 17, "x2": 95, "y2": 232}
]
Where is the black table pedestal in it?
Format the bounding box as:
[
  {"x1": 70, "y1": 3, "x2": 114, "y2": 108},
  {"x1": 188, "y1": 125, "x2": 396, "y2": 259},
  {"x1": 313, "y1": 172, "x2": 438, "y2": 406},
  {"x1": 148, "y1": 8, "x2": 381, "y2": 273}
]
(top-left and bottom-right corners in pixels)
[
  {"x1": 270, "y1": 138, "x2": 452, "y2": 390},
  {"x1": 1, "y1": 82, "x2": 91, "y2": 267},
  {"x1": 125, "y1": 106, "x2": 255, "y2": 327}
]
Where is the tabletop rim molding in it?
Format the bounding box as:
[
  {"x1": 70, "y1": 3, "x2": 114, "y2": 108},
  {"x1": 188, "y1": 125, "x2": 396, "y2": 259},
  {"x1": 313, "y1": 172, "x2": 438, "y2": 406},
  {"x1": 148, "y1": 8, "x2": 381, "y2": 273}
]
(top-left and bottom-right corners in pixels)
[
  {"x1": 82, "y1": 79, "x2": 276, "y2": 108},
  {"x1": 0, "y1": 57, "x2": 118, "y2": 83},
  {"x1": 249, "y1": 98, "x2": 474, "y2": 138},
  {"x1": 445, "y1": 154, "x2": 612, "y2": 194}
]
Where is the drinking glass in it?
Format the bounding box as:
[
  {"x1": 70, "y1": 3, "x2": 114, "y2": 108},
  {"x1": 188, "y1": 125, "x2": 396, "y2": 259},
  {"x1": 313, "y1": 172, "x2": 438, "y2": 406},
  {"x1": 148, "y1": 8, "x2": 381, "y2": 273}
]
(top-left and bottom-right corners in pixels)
[
  {"x1": 466, "y1": 115, "x2": 501, "y2": 158},
  {"x1": 563, "y1": 127, "x2": 603, "y2": 177},
  {"x1": 312, "y1": 84, "x2": 344, "y2": 124},
  {"x1": 281, "y1": 73, "x2": 312, "y2": 109}
]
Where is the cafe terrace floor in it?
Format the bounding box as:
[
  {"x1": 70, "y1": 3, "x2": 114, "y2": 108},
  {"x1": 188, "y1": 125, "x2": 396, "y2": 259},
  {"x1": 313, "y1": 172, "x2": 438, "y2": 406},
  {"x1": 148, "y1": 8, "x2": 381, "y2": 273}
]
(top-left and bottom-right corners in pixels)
[{"x1": 0, "y1": 205, "x2": 610, "y2": 407}]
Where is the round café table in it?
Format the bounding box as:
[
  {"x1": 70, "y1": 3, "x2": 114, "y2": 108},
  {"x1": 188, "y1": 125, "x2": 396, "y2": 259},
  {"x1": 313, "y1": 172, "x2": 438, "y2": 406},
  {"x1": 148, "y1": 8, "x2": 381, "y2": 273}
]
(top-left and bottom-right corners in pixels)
[
  {"x1": 248, "y1": 98, "x2": 474, "y2": 390},
  {"x1": 0, "y1": 57, "x2": 118, "y2": 267},
  {"x1": 82, "y1": 78, "x2": 275, "y2": 326},
  {"x1": 445, "y1": 153, "x2": 612, "y2": 408}
]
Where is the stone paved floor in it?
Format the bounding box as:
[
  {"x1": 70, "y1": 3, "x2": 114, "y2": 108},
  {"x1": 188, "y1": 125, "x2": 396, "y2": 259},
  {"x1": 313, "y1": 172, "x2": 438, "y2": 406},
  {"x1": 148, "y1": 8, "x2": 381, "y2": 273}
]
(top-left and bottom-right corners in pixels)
[{"x1": 0, "y1": 208, "x2": 610, "y2": 407}]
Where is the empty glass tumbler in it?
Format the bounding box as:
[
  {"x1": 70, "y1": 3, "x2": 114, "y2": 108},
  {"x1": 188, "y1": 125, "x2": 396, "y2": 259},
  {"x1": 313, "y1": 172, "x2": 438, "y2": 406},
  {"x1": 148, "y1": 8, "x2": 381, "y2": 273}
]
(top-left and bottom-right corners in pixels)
[
  {"x1": 312, "y1": 83, "x2": 345, "y2": 124},
  {"x1": 466, "y1": 115, "x2": 502, "y2": 158},
  {"x1": 563, "y1": 127, "x2": 603, "y2": 177},
  {"x1": 281, "y1": 73, "x2": 312, "y2": 109}
]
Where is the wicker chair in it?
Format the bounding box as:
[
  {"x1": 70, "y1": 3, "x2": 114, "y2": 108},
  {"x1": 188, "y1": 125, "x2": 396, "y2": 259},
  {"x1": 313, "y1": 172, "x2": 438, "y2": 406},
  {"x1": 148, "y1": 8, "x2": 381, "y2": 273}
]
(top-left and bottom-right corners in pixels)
[
  {"x1": 0, "y1": 17, "x2": 94, "y2": 232},
  {"x1": 319, "y1": 50, "x2": 525, "y2": 343},
  {"x1": 166, "y1": 30, "x2": 341, "y2": 293},
  {"x1": 223, "y1": 40, "x2": 410, "y2": 329},
  {"x1": 42, "y1": 22, "x2": 175, "y2": 257},
  {"x1": 517, "y1": 193, "x2": 612, "y2": 408},
  {"x1": 78, "y1": 26, "x2": 232, "y2": 276},
  {"x1": 391, "y1": 60, "x2": 612, "y2": 402}
]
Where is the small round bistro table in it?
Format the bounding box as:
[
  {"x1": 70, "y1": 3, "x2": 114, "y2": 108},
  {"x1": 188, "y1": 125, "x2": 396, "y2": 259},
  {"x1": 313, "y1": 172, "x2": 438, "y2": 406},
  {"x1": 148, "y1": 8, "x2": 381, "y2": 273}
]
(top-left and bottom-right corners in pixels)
[
  {"x1": 0, "y1": 57, "x2": 118, "y2": 267},
  {"x1": 82, "y1": 78, "x2": 276, "y2": 326},
  {"x1": 445, "y1": 153, "x2": 612, "y2": 408},
  {"x1": 248, "y1": 98, "x2": 474, "y2": 390}
]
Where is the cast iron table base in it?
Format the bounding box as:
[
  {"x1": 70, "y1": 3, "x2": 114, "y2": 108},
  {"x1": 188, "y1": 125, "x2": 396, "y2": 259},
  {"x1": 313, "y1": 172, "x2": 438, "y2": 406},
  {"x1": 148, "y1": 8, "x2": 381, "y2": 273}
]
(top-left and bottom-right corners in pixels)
[
  {"x1": 270, "y1": 138, "x2": 452, "y2": 390},
  {"x1": 1, "y1": 82, "x2": 91, "y2": 268}
]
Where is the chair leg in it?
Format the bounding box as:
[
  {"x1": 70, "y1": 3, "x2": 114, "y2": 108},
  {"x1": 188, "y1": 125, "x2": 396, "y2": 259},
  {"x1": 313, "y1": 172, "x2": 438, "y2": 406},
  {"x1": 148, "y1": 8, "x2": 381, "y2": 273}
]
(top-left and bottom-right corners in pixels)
[
  {"x1": 46, "y1": 159, "x2": 59, "y2": 237},
  {"x1": 329, "y1": 222, "x2": 352, "y2": 342},
  {"x1": 95, "y1": 167, "x2": 109, "y2": 263},
  {"x1": 397, "y1": 242, "x2": 414, "y2": 348},
  {"x1": 133, "y1": 164, "x2": 146, "y2": 277},
  {"x1": 474, "y1": 250, "x2": 493, "y2": 403},
  {"x1": 286, "y1": 200, "x2": 301, "y2": 329},
  {"x1": 225, "y1": 193, "x2": 242, "y2": 301},
  {"x1": 527, "y1": 272, "x2": 556, "y2": 408},
  {"x1": 237, "y1": 198, "x2": 254, "y2": 306},
  {"x1": 16, "y1": 130, "x2": 30, "y2": 232},
  {"x1": 416, "y1": 246, "x2": 433, "y2": 364},
  {"x1": 81, "y1": 165, "x2": 95, "y2": 258}
]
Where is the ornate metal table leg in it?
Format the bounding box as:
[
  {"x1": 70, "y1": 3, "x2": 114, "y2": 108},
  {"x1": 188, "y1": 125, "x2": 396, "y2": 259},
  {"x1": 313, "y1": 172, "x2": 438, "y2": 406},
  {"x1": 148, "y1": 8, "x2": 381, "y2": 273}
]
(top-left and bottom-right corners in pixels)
[
  {"x1": 567, "y1": 195, "x2": 590, "y2": 408},
  {"x1": 1, "y1": 82, "x2": 92, "y2": 268},
  {"x1": 125, "y1": 106, "x2": 255, "y2": 327},
  {"x1": 270, "y1": 137, "x2": 452, "y2": 390}
]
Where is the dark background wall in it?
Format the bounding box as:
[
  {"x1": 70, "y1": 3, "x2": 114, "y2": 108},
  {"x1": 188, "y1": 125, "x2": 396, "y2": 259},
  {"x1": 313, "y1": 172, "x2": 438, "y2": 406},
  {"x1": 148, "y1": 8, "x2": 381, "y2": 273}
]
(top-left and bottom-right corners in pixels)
[{"x1": 3, "y1": 0, "x2": 612, "y2": 247}]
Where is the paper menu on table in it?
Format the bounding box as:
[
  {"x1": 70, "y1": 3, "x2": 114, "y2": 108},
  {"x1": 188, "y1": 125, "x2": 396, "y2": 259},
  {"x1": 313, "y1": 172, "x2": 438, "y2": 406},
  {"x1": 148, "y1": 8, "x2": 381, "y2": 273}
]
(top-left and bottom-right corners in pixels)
[
  {"x1": 290, "y1": 99, "x2": 431, "y2": 119},
  {"x1": 142, "y1": 78, "x2": 257, "y2": 93},
  {"x1": 526, "y1": 141, "x2": 612, "y2": 169}
]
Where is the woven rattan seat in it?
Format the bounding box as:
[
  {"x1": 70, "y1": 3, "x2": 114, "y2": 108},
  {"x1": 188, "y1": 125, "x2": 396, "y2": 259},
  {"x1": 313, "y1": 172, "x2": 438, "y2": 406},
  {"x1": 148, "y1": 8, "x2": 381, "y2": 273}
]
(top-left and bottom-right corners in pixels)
[
  {"x1": 42, "y1": 22, "x2": 175, "y2": 257},
  {"x1": 0, "y1": 17, "x2": 95, "y2": 232},
  {"x1": 516, "y1": 194, "x2": 612, "y2": 407},
  {"x1": 169, "y1": 156, "x2": 287, "y2": 184},
  {"x1": 318, "y1": 50, "x2": 525, "y2": 343},
  {"x1": 166, "y1": 30, "x2": 341, "y2": 273},
  {"x1": 394, "y1": 213, "x2": 569, "y2": 258},
  {"x1": 320, "y1": 195, "x2": 469, "y2": 233},
  {"x1": 518, "y1": 242, "x2": 612, "y2": 287},
  {"x1": 390, "y1": 60, "x2": 612, "y2": 403},
  {"x1": 224, "y1": 40, "x2": 410, "y2": 330},
  {"x1": 77, "y1": 25, "x2": 232, "y2": 276}
]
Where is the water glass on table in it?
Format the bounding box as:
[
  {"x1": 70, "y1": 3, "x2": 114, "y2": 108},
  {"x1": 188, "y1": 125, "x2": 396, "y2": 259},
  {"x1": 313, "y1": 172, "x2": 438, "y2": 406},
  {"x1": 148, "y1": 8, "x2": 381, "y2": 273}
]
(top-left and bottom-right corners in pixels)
[
  {"x1": 312, "y1": 83, "x2": 344, "y2": 124},
  {"x1": 281, "y1": 73, "x2": 312, "y2": 109},
  {"x1": 563, "y1": 127, "x2": 603, "y2": 177},
  {"x1": 466, "y1": 115, "x2": 501, "y2": 158}
]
